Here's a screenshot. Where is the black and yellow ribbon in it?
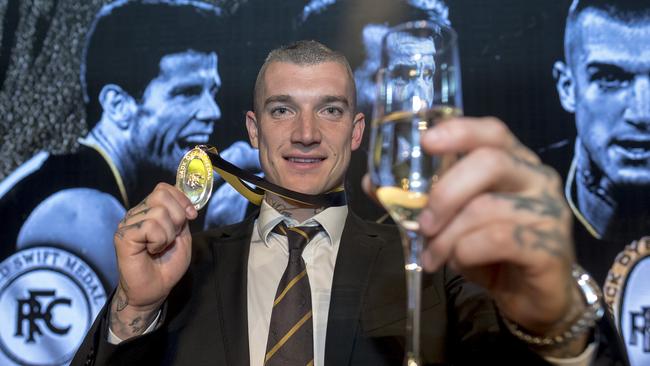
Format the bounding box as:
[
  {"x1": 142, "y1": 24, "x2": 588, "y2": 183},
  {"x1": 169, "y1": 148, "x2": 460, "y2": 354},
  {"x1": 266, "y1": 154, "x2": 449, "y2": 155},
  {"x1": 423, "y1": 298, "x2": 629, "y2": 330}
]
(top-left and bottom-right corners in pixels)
[{"x1": 197, "y1": 145, "x2": 346, "y2": 207}]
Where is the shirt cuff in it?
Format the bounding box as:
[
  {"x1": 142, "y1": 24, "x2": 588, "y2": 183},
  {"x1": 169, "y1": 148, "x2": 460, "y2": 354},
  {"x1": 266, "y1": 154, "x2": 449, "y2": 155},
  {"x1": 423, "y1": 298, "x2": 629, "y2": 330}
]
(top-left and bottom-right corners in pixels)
[
  {"x1": 543, "y1": 342, "x2": 597, "y2": 366},
  {"x1": 107, "y1": 310, "x2": 161, "y2": 345}
]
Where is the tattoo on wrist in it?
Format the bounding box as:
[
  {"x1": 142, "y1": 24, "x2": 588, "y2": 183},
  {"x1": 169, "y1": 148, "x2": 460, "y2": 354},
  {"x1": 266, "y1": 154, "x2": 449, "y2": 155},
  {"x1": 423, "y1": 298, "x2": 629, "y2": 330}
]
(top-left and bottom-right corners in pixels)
[{"x1": 110, "y1": 293, "x2": 158, "y2": 337}]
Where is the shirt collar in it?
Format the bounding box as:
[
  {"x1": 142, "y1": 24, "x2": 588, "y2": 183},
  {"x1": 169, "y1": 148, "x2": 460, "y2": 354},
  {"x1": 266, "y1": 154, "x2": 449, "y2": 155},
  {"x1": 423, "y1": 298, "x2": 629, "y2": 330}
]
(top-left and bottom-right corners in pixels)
[{"x1": 257, "y1": 199, "x2": 348, "y2": 248}]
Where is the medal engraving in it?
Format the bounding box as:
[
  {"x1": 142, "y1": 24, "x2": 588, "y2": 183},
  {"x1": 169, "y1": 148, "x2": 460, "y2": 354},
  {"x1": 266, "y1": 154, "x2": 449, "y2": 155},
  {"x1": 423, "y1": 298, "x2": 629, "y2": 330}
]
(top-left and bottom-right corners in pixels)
[{"x1": 176, "y1": 147, "x2": 213, "y2": 210}]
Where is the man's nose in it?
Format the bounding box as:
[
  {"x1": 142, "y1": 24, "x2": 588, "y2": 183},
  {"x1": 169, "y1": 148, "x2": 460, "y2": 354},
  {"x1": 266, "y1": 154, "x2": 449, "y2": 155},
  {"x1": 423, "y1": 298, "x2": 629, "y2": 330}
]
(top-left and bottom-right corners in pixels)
[
  {"x1": 625, "y1": 75, "x2": 650, "y2": 128},
  {"x1": 291, "y1": 113, "x2": 321, "y2": 145},
  {"x1": 196, "y1": 92, "x2": 221, "y2": 121}
]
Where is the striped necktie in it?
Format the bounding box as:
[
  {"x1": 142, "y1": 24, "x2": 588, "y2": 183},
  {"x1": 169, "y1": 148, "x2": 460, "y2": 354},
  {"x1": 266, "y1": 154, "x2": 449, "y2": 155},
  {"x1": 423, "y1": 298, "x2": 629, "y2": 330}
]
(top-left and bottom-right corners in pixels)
[{"x1": 264, "y1": 223, "x2": 321, "y2": 366}]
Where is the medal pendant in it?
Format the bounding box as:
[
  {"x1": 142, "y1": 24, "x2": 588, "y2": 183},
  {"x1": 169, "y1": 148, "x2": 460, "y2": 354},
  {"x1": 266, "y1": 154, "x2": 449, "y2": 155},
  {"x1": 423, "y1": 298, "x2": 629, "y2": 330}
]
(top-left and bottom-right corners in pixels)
[{"x1": 176, "y1": 147, "x2": 213, "y2": 210}]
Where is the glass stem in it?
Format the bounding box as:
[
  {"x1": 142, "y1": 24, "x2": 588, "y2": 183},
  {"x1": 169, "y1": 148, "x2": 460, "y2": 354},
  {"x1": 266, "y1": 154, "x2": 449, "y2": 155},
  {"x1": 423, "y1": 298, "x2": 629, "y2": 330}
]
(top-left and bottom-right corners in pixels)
[{"x1": 401, "y1": 228, "x2": 423, "y2": 366}]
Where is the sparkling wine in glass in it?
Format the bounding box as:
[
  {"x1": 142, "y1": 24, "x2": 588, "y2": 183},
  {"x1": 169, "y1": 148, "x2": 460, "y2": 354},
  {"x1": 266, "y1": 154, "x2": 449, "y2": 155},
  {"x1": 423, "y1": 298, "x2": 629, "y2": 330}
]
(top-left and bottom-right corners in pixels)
[{"x1": 368, "y1": 20, "x2": 462, "y2": 366}]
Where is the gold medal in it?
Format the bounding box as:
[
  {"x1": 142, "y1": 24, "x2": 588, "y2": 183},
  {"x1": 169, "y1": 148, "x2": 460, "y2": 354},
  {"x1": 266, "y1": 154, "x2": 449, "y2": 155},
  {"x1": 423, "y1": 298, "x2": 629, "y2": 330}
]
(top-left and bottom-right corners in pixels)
[{"x1": 176, "y1": 147, "x2": 213, "y2": 210}]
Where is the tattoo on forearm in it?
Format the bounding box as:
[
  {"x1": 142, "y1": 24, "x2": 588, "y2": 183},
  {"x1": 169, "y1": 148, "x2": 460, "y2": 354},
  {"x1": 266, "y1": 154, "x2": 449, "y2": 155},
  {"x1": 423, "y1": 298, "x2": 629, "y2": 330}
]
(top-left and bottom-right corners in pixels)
[
  {"x1": 492, "y1": 191, "x2": 564, "y2": 218},
  {"x1": 513, "y1": 225, "x2": 567, "y2": 259},
  {"x1": 110, "y1": 287, "x2": 158, "y2": 338},
  {"x1": 114, "y1": 221, "x2": 144, "y2": 239}
]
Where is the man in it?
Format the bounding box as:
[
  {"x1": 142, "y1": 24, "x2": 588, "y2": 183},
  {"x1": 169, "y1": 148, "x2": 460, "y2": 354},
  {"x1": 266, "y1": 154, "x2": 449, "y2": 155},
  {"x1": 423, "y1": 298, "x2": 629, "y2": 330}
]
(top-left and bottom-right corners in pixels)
[
  {"x1": 0, "y1": 0, "x2": 258, "y2": 286},
  {"x1": 553, "y1": 1, "x2": 650, "y2": 247},
  {"x1": 73, "y1": 41, "x2": 626, "y2": 365},
  {"x1": 553, "y1": 2, "x2": 650, "y2": 364}
]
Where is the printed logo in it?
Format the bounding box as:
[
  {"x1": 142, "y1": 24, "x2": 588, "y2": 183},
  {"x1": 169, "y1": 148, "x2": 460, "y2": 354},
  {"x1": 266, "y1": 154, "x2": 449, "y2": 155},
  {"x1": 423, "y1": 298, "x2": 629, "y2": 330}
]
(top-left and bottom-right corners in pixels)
[
  {"x1": 604, "y1": 237, "x2": 650, "y2": 366},
  {"x1": 0, "y1": 247, "x2": 107, "y2": 366}
]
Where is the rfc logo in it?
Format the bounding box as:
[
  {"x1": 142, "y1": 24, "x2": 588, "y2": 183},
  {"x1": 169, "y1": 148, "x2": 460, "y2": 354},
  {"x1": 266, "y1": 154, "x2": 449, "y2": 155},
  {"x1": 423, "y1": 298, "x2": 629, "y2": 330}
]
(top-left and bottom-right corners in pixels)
[
  {"x1": 604, "y1": 237, "x2": 650, "y2": 366},
  {"x1": 0, "y1": 247, "x2": 106, "y2": 366}
]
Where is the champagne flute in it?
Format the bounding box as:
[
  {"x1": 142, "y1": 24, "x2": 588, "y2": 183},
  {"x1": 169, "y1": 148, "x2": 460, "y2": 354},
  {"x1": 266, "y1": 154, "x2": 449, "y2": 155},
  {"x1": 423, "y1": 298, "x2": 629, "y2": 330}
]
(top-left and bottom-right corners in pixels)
[{"x1": 368, "y1": 20, "x2": 462, "y2": 366}]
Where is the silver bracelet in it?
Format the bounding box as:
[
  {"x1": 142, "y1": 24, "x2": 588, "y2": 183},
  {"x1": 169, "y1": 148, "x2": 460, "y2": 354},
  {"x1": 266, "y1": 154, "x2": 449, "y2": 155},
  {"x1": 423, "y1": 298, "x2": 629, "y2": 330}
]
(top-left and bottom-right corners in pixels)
[{"x1": 501, "y1": 264, "x2": 604, "y2": 347}]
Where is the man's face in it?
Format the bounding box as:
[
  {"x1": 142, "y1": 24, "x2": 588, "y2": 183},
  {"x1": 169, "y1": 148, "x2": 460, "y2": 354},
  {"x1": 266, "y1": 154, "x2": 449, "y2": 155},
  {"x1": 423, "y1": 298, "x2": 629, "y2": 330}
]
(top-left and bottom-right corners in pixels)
[
  {"x1": 384, "y1": 32, "x2": 437, "y2": 110},
  {"x1": 246, "y1": 61, "x2": 365, "y2": 195},
  {"x1": 133, "y1": 51, "x2": 221, "y2": 174},
  {"x1": 569, "y1": 11, "x2": 650, "y2": 186},
  {"x1": 355, "y1": 24, "x2": 437, "y2": 113}
]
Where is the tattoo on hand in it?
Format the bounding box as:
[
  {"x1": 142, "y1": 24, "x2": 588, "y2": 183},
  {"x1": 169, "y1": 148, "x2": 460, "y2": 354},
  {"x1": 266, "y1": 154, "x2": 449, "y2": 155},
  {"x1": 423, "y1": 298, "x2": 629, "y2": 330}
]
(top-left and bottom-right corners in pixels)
[
  {"x1": 492, "y1": 191, "x2": 564, "y2": 218},
  {"x1": 120, "y1": 199, "x2": 149, "y2": 225},
  {"x1": 510, "y1": 153, "x2": 554, "y2": 179},
  {"x1": 114, "y1": 221, "x2": 144, "y2": 239},
  {"x1": 513, "y1": 225, "x2": 568, "y2": 259}
]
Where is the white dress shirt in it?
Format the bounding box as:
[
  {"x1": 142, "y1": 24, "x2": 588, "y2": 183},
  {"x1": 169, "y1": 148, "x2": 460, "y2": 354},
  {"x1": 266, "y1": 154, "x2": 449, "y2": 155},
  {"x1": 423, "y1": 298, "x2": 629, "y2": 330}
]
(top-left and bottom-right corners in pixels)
[
  {"x1": 109, "y1": 199, "x2": 595, "y2": 366},
  {"x1": 247, "y1": 200, "x2": 347, "y2": 366}
]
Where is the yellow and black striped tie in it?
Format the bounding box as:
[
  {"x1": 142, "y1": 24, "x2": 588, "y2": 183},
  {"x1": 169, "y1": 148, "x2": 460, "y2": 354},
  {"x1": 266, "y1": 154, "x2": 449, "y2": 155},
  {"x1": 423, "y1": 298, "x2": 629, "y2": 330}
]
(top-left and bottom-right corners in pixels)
[{"x1": 264, "y1": 223, "x2": 320, "y2": 366}]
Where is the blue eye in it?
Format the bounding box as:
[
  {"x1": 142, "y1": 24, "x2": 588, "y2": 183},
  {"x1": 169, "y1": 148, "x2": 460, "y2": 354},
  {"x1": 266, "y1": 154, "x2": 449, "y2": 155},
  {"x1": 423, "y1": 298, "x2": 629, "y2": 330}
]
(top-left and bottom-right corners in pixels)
[
  {"x1": 323, "y1": 107, "x2": 343, "y2": 116},
  {"x1": 271, "y1": 107, "x2": 290, "y2": 117}
]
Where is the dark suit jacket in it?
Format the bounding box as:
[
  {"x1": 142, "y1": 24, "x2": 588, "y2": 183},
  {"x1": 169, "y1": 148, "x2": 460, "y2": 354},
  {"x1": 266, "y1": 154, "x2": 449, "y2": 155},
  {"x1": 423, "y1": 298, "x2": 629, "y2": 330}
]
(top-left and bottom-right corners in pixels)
[{"x1": 72, "y1": 211, "x2": 628, "y2": 365}]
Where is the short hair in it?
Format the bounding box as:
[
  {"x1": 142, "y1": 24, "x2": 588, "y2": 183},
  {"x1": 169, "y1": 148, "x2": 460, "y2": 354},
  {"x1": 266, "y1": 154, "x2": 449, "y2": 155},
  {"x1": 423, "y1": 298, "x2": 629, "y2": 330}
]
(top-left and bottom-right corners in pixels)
[
  {"x1": 253, "y1": 40, "x2": 357, "y2": 112},
  {"x1": 564, "y1": 0, "x2": 650, "y2": 64},
  {"x1": 81, "y1": 0, "x2": 223, "y2": 127}
]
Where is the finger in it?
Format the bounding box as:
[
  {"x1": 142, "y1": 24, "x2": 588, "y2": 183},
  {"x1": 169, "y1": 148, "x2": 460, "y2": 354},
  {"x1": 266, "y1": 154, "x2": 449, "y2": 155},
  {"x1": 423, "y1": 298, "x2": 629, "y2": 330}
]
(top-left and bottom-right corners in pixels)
[
  {"x1": 145, "y1": 206, "x2": 178, "y2": 243},
  {"x1": 142, "y1": 218, "x2": 176, "y2": 255},
  {"x1": 153, "y1": 182, "x2": 197, "y2": 219},
  {"x1": 444, "y1": 222, "x2": 518, "y2": 281},
  {"x1": 423, "y1": 189, "x2": 570, "y2": 270},
  {"x1": 115, "y1": 218, "x2": 170, "y2": 254},
  {"x1": 159, "y1": 223, "x2": 193, "y2": 260},
  {"x1": 121, "y1": 192, "x2": 181, "y2": 232},
  {"x1": 146, "y1": 185, "x2": 195, "y2": 225},
  {"x1": 420, "y1": 194, "x2": 509, "y2": 271},
  {"x1": 447, "y1": 220, "x2": 570, "y2": 276},
  {"x1": 422, "y1": 116, "x2": 539, "y2": 163},
  {"x1": 148, "y1": 195, "x2": 189, "y2": 234},
  {"x1": 418, "y1": 147, "x2": 543, "y2": 237},
  {"x1": 361, "y1": 174, "x2": 379, "y2": 204}
]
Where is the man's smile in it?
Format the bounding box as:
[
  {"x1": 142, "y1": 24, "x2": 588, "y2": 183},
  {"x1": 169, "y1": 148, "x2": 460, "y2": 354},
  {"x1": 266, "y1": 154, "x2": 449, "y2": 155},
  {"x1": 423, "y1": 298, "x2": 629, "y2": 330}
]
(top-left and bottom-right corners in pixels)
[{"x1": 284, "y1": 154, "x2": 327, "y2": 170}]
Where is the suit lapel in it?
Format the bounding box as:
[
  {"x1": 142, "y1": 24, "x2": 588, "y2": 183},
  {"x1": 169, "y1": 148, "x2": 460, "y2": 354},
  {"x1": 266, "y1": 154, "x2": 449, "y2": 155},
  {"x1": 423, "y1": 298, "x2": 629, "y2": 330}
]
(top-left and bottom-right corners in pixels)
[
  {"x1": 212, "y1": 216, "x2": 255, "y2": 366},
  {"x1": 325, "y1": 211, "x2": 385, "y2": 366}
]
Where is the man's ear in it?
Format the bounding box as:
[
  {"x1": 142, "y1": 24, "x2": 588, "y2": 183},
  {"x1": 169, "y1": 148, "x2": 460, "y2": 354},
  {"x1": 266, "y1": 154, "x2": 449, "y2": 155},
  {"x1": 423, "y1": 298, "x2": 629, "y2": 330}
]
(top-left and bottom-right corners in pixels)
[
  {"x1": 245, "y1": 111, "x2": 259, "y2": 148},
  {"x1": 553, "y1": 61, "x2": 576, "y2": 113},
  {"x1": 351, "y1": 112, "x2": 365, "y2": 151},
  {"x1": 98, "y1": 84, "x2": 137, "y2": 129}
]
